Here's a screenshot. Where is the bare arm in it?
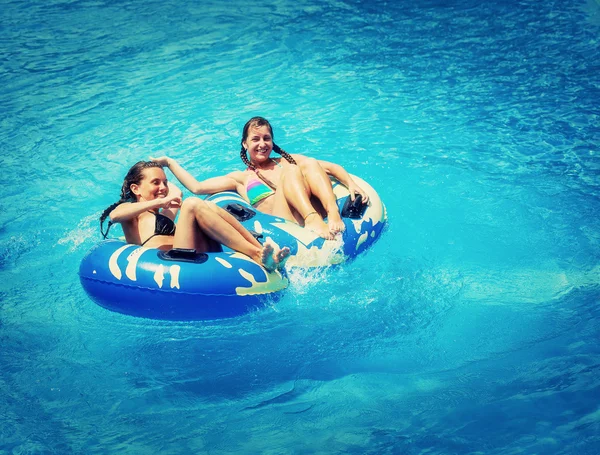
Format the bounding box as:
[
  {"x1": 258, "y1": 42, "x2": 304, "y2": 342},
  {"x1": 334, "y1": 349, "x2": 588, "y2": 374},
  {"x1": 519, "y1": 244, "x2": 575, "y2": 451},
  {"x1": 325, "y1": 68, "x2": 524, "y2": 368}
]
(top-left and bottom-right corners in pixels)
[
  {"x1": 150, "y1": 156, "x2": 244, "y2": 195},
  {"x1": 160, "y1": 181, "x2": 183, "y2": 219},
  {"x1": 109, "y1": 193, "x2": 182, "y2": 224}
]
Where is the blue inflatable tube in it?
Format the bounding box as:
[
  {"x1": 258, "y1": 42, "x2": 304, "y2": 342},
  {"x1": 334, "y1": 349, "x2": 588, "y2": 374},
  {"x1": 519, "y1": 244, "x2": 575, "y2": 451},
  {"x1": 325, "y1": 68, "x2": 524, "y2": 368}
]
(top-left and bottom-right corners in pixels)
[
  {"x1": 79, "y1": 241, "x2": 288, "y2": 320},
  {"x1": 80, "y1": 174, "x2": 386, "y2": 320},
  {"x1": 206, "y1": 175, "x2": 387, "y2": 268}
]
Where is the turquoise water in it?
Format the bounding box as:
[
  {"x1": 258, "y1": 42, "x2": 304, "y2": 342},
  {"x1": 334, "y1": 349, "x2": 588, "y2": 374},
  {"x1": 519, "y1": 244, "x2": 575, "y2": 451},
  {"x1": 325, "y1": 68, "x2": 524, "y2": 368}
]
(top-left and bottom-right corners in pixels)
[{"x1": 2, "y1": 0, "x2": 600, "y2": 453}]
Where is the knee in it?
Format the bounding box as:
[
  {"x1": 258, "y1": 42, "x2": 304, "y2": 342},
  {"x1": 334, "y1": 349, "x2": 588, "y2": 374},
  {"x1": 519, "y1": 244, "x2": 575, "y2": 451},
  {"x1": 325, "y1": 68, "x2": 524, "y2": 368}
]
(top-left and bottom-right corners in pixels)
[
  {"x1": 281, "y1": 163, "x2": 304, "y2": 181},
  {"x1": 279, "y1": 165, "x2": 304, "y2": 185},
  {"x1": 181, "y1": 197, "x2": 209, "y2": 214},
  {"x1": 299, "y1": 157, "x2": 321, "y2": 173}
]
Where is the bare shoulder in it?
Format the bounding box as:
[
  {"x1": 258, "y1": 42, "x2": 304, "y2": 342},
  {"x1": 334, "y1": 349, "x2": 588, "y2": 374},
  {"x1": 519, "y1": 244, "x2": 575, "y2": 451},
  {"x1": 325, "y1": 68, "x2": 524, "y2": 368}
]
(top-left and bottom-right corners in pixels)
[{"x1": 227, "y1": 169, "x2": 250, "y2": 183}]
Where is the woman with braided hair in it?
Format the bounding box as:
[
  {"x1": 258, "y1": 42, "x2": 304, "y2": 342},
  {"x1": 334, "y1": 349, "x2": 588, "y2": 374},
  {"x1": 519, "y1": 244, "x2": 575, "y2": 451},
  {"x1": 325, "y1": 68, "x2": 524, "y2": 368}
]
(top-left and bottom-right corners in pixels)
[
  {"x1": 151, "y1": 116, "x2": 368, "y2": 239},
  {"x1": 99, "y1": 161, "x2": 289, "y2": 272}
]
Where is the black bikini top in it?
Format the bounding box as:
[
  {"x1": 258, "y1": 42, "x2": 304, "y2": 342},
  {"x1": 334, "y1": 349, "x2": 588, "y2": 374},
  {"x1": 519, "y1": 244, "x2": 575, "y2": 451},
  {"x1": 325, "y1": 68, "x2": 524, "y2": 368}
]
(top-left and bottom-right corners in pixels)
[{"x1": 141, "y1": 212, "x2": 176, "y2": 246}]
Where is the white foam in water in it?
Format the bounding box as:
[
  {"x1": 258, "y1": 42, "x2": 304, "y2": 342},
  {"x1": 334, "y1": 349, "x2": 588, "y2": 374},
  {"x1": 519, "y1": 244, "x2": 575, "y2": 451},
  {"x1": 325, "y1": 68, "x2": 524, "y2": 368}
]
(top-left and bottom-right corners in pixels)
[
  {"x1": 286, "y1": 266, "x2": 332, "y2": 296},
  {"x1": 57, "y1": 213, "x2": 99, "y2": 253}
]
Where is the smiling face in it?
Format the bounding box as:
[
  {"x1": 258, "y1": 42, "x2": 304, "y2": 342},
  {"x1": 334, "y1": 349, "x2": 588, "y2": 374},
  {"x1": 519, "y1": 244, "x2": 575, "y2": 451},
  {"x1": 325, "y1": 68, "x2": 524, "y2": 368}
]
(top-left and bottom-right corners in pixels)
[
  {"x1": 243, "y1": 124, "x2": 274, "y2": 166},
  {"x1": 130, "y1": 167, "x2": 169, "y2": 202}
]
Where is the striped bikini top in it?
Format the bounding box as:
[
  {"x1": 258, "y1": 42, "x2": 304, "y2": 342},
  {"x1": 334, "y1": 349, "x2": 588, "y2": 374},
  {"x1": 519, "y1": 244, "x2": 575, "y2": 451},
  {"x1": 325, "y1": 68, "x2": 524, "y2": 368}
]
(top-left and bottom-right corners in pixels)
[{"x1": 246, "y1": 159, "x2": 282, "y2": 206}]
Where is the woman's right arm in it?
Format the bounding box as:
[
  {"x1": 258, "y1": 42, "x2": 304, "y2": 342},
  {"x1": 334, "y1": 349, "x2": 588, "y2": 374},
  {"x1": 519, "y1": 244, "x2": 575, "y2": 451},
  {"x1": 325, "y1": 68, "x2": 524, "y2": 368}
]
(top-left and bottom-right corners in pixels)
[
  {"x1": 109, "y1": 196, "x2": 180, "y2": 224},
  {"x1": 150, "y1": 156, "x2": 244, "y2": 195}
]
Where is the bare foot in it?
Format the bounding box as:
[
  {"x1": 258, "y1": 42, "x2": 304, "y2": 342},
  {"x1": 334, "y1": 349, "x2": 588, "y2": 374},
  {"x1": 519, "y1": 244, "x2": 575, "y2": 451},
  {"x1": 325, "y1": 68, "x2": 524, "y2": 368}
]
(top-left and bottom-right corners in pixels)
[
  {"x1": 327, "y1": 210, "x2": 345, "y2": 236},
  {"x1": 260, "y1": 242, "x2": 277, "y2": 272},
  {"x1": 304, "y1": 212, "x2": 333, "y2": 240},
  {"x1": 275, "y1": 246, "x2": 291, "y2": 271}
]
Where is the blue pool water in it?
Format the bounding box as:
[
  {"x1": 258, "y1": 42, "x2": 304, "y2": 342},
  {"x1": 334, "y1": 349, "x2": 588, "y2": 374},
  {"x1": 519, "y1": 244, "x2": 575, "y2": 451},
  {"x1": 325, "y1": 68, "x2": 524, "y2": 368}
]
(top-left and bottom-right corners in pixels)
[{"x1": 2, "y1": 0, "x2": 600, "y2": 453}]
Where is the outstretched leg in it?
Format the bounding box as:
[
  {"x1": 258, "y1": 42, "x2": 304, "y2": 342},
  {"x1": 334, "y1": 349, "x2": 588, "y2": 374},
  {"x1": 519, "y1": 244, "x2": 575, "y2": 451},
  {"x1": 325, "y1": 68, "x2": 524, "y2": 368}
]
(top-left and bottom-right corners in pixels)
[
  {"x1": 275, "y1": 165, "x2": 333, "y2": 239},
  {"x1": 208, "y1": 201, "x2": 290, "y2": 270},
  {"x1": 298, "y1": 158, "x2": 345, "y2": 235},
  {"x1": 205, "y1": 201, "x2": 262, "y2": 248},
  {"x1": 174, "y1": 198, "x2": 282, "y2": 271}
]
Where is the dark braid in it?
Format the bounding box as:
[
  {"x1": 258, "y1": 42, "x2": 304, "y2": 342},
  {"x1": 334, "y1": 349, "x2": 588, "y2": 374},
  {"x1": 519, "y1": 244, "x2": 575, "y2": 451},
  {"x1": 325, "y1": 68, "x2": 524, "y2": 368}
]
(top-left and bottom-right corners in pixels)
[
  {"x1": 239, "y1": 117, "x2": 297, "y2": 190},
  {"x1": 272, "y1": 143, "x2": 296, "y2": 165},
  {"x1": 99, "y1": 161, "x2": 163, "y2": 239},
  {"x1": 99, "y1": 202, "x2": 121, "y2": 239},
  {"x1": 240, "y1": 146, "x2": 255, "y2": 171}
]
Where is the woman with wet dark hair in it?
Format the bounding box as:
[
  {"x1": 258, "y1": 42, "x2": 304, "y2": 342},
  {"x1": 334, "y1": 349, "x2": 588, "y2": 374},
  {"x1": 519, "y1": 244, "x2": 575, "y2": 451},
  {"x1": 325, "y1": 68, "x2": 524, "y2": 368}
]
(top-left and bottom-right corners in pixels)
[
  {"x1": 99, "y1": 160, "x2": 289, "y2": 272},
  {"x1": 152, "y1": 117, "x2": 368, "y2": 240}
]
